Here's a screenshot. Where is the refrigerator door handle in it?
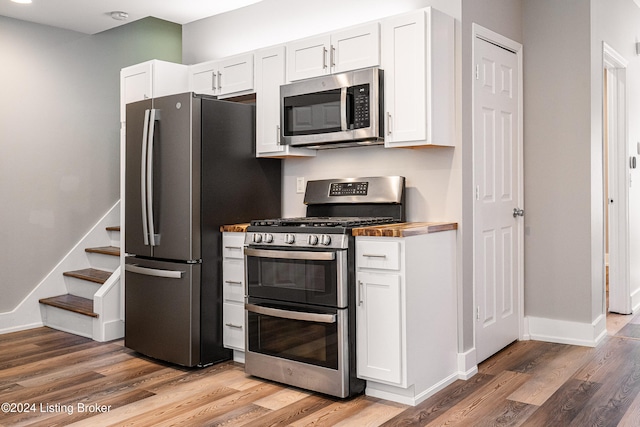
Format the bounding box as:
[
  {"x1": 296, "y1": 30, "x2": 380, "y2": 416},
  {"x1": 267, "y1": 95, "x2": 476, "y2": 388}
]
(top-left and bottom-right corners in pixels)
[
  {"x1": 140, "y1": 109, "x2": 151, "y2": 246},
  {"x1": 147, "y1": 108, "x2": 157, "y2": 246},
  {"x1": 125, "y1": 263, "x2": 184, "y2": 279}
]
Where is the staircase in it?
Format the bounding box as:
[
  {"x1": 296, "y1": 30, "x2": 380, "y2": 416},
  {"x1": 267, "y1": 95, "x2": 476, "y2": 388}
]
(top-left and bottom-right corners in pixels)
[{"x1": 39, "y1": 225, "x2": 123, "y2": 341}]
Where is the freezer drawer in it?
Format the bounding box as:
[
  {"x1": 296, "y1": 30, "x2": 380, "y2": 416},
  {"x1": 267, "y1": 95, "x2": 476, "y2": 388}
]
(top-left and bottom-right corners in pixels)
[{"x1": 125, "y1": 257, "x2": 201, "y2": 366}]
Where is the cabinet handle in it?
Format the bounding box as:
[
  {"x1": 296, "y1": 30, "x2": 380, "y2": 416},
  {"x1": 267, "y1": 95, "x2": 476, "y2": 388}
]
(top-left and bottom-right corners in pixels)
[
  {"x1": 224, "y1": 246, "x2": 242, "y2": 250},
  {"x1": 211, "y1": 72, "x2": 216, "y2": 91},
  {"x1": 277, "y1": 125, "x2": 281, "y2": 144},
  {"x1": 217, "y1": 72, "x2": 222, "y2": 90},
  {"x1": 322, "y1": 47, "x2": 328, "y2": 69},
  {"x1": 387, "y1": 112, "x2": 393, "y2": 135},
  {"x1": 358, "y1": 280, "x2": 364, "y2": 306},
  {"x1": 225, "y1": 323, "x2": 243, "y2": 329},
  {"x1": 225, "y1": 280, "x2": 242, "y2": 285},
  {"x1": 331, "y1": 45, "x2": 336, "y2": 68},
  {"x1": 362, "y1": 254, "x2": 387, "y2": 259}
]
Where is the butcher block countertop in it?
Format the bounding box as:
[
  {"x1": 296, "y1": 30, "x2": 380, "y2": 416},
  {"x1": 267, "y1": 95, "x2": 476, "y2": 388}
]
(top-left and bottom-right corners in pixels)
[
  {"x1": 352, "y1": 222, "x2": 458, "y2": 237},
  {"x1": 220, "y1": 223, "x2": 250, "y2": 233},
  {"x1": 220, "y1": 222, "x2": 458, "y2": 237}
]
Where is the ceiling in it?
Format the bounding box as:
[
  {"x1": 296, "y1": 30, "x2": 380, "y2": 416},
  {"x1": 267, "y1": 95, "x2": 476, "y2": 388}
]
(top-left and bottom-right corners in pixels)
[{"x1": 0, "y1": 0, "x2": 263, "y2": 34}]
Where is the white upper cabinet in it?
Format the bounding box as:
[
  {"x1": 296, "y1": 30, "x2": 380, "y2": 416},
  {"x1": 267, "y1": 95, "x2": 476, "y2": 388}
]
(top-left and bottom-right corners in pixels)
[
  {"x1": 254, "y1": 46, "x2": 315, "y2": 158},
  {"x1": 382, "y1": 8, "x2": 455, "y2": 148},
  {"x1": 189, "y1": 53, "x2": 254, "y2": 98},
  {"x1": 286, "y1": 22, "x2": 380, "y2": 81},
  {"x1": 120, "y1": 60, "x2": 189, "y2": 122}
]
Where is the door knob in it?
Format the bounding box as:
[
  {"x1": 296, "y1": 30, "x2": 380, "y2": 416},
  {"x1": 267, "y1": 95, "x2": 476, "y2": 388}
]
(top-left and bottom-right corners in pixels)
[{"x1": 513, "y1": 208, "x2": 524, "y2": 218}]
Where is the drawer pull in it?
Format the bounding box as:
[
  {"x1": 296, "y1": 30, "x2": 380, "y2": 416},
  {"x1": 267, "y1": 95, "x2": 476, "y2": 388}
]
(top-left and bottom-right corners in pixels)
[
  {"x1": 225, "y1": 280, "x2": 242, "y2": 285},
  {"x1": 362, "y1": 254, "x2": 387, "y2": 259},
  {"x1": 225, "y1": 246, "x2": 243, "y2": 250},
  {"x1": 225, "y1": 323, "x2": 243, "y2": 329}
]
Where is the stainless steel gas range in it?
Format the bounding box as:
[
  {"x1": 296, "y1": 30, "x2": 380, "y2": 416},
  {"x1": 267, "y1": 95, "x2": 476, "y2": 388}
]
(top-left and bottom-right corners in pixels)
[{"x1": 243, "y1": 176, "x2": 406, "y2": 398}]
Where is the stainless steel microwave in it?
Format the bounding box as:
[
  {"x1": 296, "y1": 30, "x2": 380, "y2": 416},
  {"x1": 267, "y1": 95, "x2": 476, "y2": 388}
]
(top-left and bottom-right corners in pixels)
[{"x1": 280, "y1": 67, "x2": 383, "y2": 149}]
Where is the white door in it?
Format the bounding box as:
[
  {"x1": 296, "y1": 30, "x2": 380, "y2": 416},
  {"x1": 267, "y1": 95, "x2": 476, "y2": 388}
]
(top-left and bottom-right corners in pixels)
[{"x1": 474, "y1": 34, "x2": 522, "y2": 363}]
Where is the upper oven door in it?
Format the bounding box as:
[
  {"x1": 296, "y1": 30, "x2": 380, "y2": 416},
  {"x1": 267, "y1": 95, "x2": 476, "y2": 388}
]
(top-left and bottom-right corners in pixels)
[{"x1": 245, "y1": 247, "x2": 348, "y2": 308}]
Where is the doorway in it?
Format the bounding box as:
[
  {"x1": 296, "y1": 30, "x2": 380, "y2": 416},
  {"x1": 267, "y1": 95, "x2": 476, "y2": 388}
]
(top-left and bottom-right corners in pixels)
[
  {"x1": 472, "y1": 24, "x2": 524, "y2": 363},
  {"x1": 603, "y1": 43, "x2": 631, "y2": 317}
]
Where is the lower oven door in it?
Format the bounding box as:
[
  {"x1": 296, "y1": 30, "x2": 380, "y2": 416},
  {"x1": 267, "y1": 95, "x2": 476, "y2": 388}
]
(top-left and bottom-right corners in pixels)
[{"x1": 245, "y1": 297, "x2": 350, "y2": 397}]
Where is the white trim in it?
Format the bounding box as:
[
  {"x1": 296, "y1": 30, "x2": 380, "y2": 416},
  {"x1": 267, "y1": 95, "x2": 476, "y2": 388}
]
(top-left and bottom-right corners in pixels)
[
  {"x1": 365, "y1": 372, "x2": 459, "y2": 406},
  {"x1": 471, "y1": 24, "x2": 525, "y2": 362},
  {"x1": 603, "y1": 42, "x2": 631, "y2": 315},
  {"x1": 527, "y1": 315, "x2": 607, "y2": 347},
  {"x1": 457, "y1": 348, "x2": 478, "y2": 380}
]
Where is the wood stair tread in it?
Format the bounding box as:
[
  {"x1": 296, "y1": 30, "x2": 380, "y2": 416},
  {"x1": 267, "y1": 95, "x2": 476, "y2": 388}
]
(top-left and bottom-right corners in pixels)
[
  {"x1": 85, "y1": 246, "x2": 120, "y2": 257},
  {"x1": 63, "y1": 268, "x2": 111, "y2": 284},
  {"x1": 39, "y1": 294, "x2": 98, "y2": 318}
]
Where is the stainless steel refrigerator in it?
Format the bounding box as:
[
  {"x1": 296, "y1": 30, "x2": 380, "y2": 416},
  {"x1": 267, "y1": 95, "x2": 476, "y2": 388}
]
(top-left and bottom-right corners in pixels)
[{"x1": 124, "y1": 92, "x2": 281, "y2": 367}]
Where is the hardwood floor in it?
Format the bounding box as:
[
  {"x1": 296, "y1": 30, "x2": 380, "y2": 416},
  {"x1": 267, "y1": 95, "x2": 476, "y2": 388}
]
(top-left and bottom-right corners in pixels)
[{"x1": 1, "y1": 316, "x2": 640, "y2": 426}]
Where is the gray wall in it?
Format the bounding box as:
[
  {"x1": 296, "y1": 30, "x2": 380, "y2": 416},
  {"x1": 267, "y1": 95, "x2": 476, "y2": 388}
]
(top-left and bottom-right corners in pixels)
[
  {"x1": 0, "y1": 17, "x2": 182, "y2": 313},
  {"x1": 522, "y1": 0, "x2": 596, "y2": 323}
]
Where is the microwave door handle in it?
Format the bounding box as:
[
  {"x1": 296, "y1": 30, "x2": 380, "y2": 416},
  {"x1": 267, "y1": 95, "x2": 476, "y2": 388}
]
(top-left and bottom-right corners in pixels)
[
  {"x1": 340, "y1": 87, "x2": 348, "y2": 131},
  {"x1": 245, "y1": 303, "x2": 337, "y2": 324},
  {"x1": 140, "y1": 109, "x2": 151, "y2": 246}
]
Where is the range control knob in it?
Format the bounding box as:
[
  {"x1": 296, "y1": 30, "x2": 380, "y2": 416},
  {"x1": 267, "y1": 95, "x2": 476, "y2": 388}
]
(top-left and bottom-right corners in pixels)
[
  {"x1": 308, "y1": 235, "x2": 319, "y2": 245},
  {"x1": 263, "y1": 233, "x2": 274, "y2": 243},
  {"x1": 320, "y1": 235, "x2": 332, "y2": 246},
  {"x1": 284, "y1": 233, "x2": 296, "y2": 244},
  {"x1": 252, "y1": 233, "x2": 262, "y2": 243}
]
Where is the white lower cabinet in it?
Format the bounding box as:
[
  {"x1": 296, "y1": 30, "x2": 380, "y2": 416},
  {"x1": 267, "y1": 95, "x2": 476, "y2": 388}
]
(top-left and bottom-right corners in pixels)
[
  {"x1": 355, "y1": 231, "x2": 458, "y2": 406},
  {"x1": 222, "y1": 232, "x2": 246, "y2": 362}
]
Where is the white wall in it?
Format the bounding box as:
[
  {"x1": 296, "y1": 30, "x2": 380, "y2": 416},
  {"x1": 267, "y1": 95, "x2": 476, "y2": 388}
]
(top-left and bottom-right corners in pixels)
[
  {"x1": 183, "y1": 0, "x2": 460, "y2": 64},
  {"x1": 0, "y1": 17, "x2": 182, "y2": 314},
  {"x1": 592, "y1": 0, "x2": 640, "y2": 313},
  {"x1": 182, "y1": 0, "x2": 462, "y2": 223}
]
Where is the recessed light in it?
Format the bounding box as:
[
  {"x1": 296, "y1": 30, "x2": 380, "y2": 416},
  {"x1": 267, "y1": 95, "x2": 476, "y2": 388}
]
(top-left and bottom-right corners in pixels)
[
  {"x1": 11, "y1": 0, "x2": 32, "y2": 4},
  {"x1": 110, "y1": 11, "x2": 129, "y2": 21}
]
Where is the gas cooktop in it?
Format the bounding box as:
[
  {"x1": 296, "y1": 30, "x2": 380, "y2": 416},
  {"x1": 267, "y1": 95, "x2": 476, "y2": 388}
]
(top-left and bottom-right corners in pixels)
[{"x1": 249, "y1": 216, "x2": 396, "y2": 228}]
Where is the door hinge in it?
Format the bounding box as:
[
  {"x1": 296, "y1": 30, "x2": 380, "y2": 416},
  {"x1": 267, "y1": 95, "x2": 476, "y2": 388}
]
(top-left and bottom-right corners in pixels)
[
  {"x1": 476, "y1": 306, "x2": 480, "y2": 320},
  {"x1": 475, "y1": 64, "x2": 480, "y2": 80},
  {"x1": 475, "y1": 185, "x2": 480, "y2": 201}
]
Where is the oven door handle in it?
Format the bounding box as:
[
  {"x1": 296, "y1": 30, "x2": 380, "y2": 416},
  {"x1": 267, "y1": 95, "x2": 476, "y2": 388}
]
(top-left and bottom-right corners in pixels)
[
  {"x1": 245, "y1": 303, "x2": 337, "y2": 324},
  {"x1": 244, "y1": 247, "x2": 336, "y2": 261}
]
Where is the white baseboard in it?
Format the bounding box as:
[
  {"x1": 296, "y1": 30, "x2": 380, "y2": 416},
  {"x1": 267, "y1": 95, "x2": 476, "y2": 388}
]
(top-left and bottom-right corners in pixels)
[
  {"x1": 0, "y1": 201, "x2": 120, "y2": 335},
  {"x1": 457, "y1": 348, "x2": 478, "y2": 379},
  {"x1": 527, "y1": 314, "x2": 607, "y2": 347}
]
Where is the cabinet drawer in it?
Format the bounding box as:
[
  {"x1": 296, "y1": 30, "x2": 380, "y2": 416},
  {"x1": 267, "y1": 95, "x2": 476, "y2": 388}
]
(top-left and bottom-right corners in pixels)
[
  {"x1": 222, "y1": 233, "x2": 245, "y2": 259},
  {"x1": 223, "y1": 302, "x2": 245, "y2": 351},
  {"x1": 356, "y1": 240, "x2": 400, "y2": 270},
  {"x1": 223, "y1": 260, "x2": 244, "y2": 302}
]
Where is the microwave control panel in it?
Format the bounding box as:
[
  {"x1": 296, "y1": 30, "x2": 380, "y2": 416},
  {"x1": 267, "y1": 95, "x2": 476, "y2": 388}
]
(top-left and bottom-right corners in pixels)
[{"x1": 351, "y1": 84, "x2": 370, "y2": 129}]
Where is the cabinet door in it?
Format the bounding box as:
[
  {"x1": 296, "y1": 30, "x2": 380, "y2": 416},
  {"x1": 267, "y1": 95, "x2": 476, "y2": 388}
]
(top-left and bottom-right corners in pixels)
[
  {"x1": 382, "y1": 10, "x2": 427, "y2": 146},
  {"x1": 356, "y1": 271, "x2": 403, "y2": 384},
  {"x1": 120, "y1": 62, "x2": 152, "y2": 122},
  {"x1": 218, "y1": 53, "x2": 254, "y2": 96},
  {"x1": 255, "y1": 46, "x2": 316, "y2": 158},
  {"x1": 189, "y1": 61, "x2": 218, "y2": 96},
  {"x1": 287, "y1": 34, "x2": 331, "y2": 81},
  {"x1": 332, "y1": 22, "x2": 380, "y2": 74}
]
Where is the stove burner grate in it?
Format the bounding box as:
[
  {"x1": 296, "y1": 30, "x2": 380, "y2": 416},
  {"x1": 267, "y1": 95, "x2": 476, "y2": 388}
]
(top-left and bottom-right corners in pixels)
[{"x1": 250, "y1": 216, "x2": 396, "y2": 228}]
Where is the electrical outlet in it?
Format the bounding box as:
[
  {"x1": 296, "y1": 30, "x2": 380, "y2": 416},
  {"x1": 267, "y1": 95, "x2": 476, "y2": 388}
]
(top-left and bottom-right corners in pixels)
[{"x1": 296, "y1": 177, "x2": 305, "y2": 194}]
